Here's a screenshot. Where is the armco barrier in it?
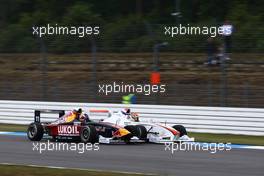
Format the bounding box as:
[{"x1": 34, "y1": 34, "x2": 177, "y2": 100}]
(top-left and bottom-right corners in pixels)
[{"x1": 0, "y1": 100, "x2": 263, "y2": 136}]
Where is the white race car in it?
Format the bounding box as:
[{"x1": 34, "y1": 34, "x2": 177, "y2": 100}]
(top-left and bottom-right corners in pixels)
[{"x1": 91, "y1": 109, "x2": 194, "y2": 143}]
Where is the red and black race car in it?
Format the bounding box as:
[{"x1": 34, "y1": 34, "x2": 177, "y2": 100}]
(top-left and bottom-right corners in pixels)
[{"x1": 27, "y1": 109, "x2": 146, "y2": 144}]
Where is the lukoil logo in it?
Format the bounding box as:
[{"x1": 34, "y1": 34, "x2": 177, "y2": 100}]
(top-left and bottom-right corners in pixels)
[{"x1": 58, "y1": 125, "x2": 79, "y2": 135}]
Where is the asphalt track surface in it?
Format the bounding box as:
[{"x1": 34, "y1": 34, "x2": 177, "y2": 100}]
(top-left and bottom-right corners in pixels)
[{"x1": 0, "y1": 135, "x2": 263, "y2": 176}]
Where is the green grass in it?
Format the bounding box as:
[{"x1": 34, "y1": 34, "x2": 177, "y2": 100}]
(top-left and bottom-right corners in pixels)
[
  {"x1": 1, "y1": 123, "x2": 264, "y2": 146},
  {"x1": 0, "y1": 124, "x2": 27, "y2": 132},
  {"x1": 189, "y1": 132, "x2": 264, "y2": 146},
  {"x1": 0, "y1": 164, "x2": 151, "y2": 176}
]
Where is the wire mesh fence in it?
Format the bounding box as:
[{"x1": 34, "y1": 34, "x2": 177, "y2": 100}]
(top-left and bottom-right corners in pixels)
[
  {"x1": 0, "y1": 22, "x2": 263, "y2": 107},
  {"x1": 0, "y1": 51, "x2": 263, "y2": 108}
]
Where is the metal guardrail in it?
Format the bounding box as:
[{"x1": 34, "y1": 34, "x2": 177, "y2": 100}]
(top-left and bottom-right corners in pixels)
[{"x1": 0, "y1": 100, "x2": 263, "y2": 136}]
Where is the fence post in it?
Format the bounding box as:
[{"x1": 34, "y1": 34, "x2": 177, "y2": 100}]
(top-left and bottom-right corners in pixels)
[
  {"x1": 243, "y1": 82, "x2": 249, "y2": 107},
  {"x1": 91, "y1": 39, "x2": 97, "y2": 102},
  {"x1": 40, "y1": 38, "x2": 47, "y2": 101},
  {"x1": 220, "y1": 57, "x2": 227, "y2": 107}
]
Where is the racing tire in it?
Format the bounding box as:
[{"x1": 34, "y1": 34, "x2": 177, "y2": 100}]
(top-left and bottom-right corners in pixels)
[
  {"x1": 172, "y1": 125, "x2": 187, "y2": 137},
  {"x1": 135, "y1": 125, "x2": 147, "y2": 139},
  {"x1": 80, "y1": 125, "x2": 98, "y2": 144},
  {"x1": 123, "y1": 125, "x2": 137, "y2": 143},
  {"x1": 124, "y1": 125, "x2": 138, "y2": 137},
  {"x1": 27, "y1": 122, "x2": 44, "y2": 141},
  {"x1": 124, "y1": 125, "x2": 147, "y2": 140}
]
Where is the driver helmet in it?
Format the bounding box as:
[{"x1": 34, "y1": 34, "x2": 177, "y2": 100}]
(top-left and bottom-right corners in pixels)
[
  {"x1": 121, "y1": 108, "x2": 131, "y2": 116},
  {"x1": 80, "y1": 113, "x2": 89, "y2": 122},
  {"x1": 73, "y1": 108, "x2": 82, "y2": 119},
  {"x1": 77, "y1": 108, "x2": 82, "y2": 114},
  {"x1": 131, "y1": 112, "x2": 139, "y2": 122}
]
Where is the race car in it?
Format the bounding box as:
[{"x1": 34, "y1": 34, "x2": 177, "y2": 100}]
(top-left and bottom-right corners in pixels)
[
  {"x1": 27, "y1": 109, "x2": 141, "y2": 144},
  {"x1": 93, "y1": 108, "x2": 194, "y2": 143}
]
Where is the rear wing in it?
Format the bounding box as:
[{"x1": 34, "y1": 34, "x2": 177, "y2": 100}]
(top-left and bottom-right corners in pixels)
[{"x1": 34, "y1": 109, "x2": 65, "y2": 123}]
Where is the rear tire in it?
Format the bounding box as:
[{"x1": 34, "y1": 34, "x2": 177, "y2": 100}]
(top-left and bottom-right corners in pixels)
[
  {"x1": 27, "y1": 122, "x2": 44, "y2": 141},
  {"x1": 80, "y1": 125, "x2": 98, "y2": 143},
  {"x1": 172, "y1": 125, "x2": 187, "y2": 137}
]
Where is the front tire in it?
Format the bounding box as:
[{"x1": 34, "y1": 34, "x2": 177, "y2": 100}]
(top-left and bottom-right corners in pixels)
[
  {"x1": 135, "y1": 125, "x2": 147, "y2": 139},
  {"x1": 124, "y1": 125, "x2": 137, "y2": 137},
  {"x1": 124, "y1": 125, "x2": 147, "y2": 139},
  {"x1": 27, "y1": 122, "x2": 44, "y2": 141},
  {"x1": 172, "y1": 125, "x2": 187, "y2": 137}
]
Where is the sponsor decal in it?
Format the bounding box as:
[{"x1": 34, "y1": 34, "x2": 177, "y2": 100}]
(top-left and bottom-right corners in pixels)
[
  {"x1": 158, "y1": 125, "x2": 179, "y2": 135},
  {"x1": 58, "y1": 125, "x2": 79, "y2": 136}
]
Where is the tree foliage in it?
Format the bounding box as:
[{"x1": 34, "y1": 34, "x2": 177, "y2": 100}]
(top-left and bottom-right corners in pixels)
[{"x1": 0, "y1": 0, "x2": 263, "y2": 52}]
